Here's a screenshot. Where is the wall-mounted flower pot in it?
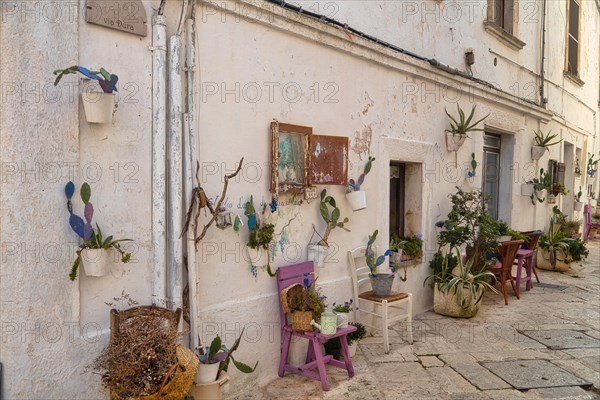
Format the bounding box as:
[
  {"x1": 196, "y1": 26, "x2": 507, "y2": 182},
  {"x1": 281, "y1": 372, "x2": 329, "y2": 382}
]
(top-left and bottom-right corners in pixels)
[
  {"x1": 445, "y1": 131, "x2": 467, "y2": 152},
  {"x1": 346, "y1": 190, "x2": 367, "y2": 211},
  {"x1": 590, "y1": 199, "x2": 598, "y2": 207},
  {"x1": 531, "y1": 146, "x2": 545, "y2": 161},
  {"x1": 81, "y1": 92, "x2": 114, "y2": 123},
  {"x1": 521, "y1": 183, "x2": 534, "y2": 196},
  {"x1": 190, "y1": 370, "x2": 229, "y2": 400},
  {"x1": 307, "y1": 244, "x2": 328, "y2": 267},
  {"x1": 588, "y1": 169, "x2": 598, "y2": 178},
  {"x1": 80, "y1": 248, "x2": 110, "y2": 277},
  {"x1": 547, "y1": 194, "x2": 556, "y2": 204},
  {"x1": 369, "y1": 273, "x2": 394, "y2": 297},
  {"x1": 574, "y1": 202, "x2": 583, "y2": 211}
]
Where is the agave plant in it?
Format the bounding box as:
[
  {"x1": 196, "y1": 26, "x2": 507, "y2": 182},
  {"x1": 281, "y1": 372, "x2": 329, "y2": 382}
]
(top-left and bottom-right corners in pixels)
[
  {"x1": 539, "y1": 219, "x2": 571, "y2": 269},
  {"x1": 347, "y1": 156, "x2": 375, "y2": 192},
  {"x1": 444, "y1": 105, "x2": 489, "y2": 137},
  {"x1": 533, "y1": 130, "x2": 562, "y2": 152},
  {"x1": 65, "y1": 181, "x2": 132, "y2": 281}
]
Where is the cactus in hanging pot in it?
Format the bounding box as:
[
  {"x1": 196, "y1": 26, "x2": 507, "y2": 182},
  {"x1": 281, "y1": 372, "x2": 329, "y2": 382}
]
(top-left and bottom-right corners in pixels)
[
  {"x1": 54, "y1": 65, "x2": 118, "y2": 123},
  {"x1": 308, "y1": 189, "x2": 350, "y2": 267},
  {"x1": 587, "y1": 154, "x2": 598, "y2": 177},
  {"x1": 346, "y1": 156, "x2": 374, "y2": 211},
  {"x1": 574, "y1": 187, "x2": 583, "y2": 211},
  {"x1": 65, "y1": 181, "x2": 133, "y2": 280}
]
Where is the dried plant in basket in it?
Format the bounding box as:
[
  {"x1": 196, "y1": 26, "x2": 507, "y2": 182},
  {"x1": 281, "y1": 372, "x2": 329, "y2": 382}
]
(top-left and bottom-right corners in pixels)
[{"x1": 89, "y1": 307, "x2": 181, "y2": 399}]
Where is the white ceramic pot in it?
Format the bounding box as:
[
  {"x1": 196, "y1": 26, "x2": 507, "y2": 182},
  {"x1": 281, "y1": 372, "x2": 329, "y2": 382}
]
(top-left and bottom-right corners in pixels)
[
  {"x1": 574, "y1": 202, "x2": 583, "y2": 211},
  {"x1": 81, "y1": 92, "x2": 114, "y2": 123},
  {"x1": 335, "y1": 312, "x2": 349, "y2": 328},
  {"x1": 348, "y1": 342, "x2": 358, "y2": 357},
  {"x1": 590, "y1": 199, "x2": 598, "y2": 207},
  {"x1": 521, "y1": 183, "x2": 534, "y2": 196},
  {"x1": 190, "y1": 371, "x2": 229, "y2": 400},
  {"x1": 80, "y1": 248, "x2": 110, "y2": 277},
  {"x1": 445, "y1": 131, "x2": 467, "y2": 152},
  {"x1": 531, "y1": 146, "x2": 545, "y2": 161},
  {"x1": 497, "y1": 236, "x2": 512, "y2": 242},
  {"x1": 307, "y1": 244, "x2": 328, "y2": 268},
  {"x1": 196, "y1": 362, "x2": 220, "y2": 384},
  {"x1": 547, "y1": 194, "x2": 556, "y2": 204},
  {"x1": 346, "y1": 190, "x2": 367, "y2": 211}
]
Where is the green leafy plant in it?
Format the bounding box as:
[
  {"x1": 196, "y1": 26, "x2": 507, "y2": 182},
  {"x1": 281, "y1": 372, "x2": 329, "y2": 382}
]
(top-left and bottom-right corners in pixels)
[
  {"x1": 552, "y1": 206, "x2": 567, "y2": 226},
  {"x1": 550, "y1": 182, "x2": 568, "y2": 196},
  {"x1": 445, "y1": 105, "x2": 489, "y2": 137},
  {"x1": 529, "y1": 168, "x2": 552, "y2": 204},
  {"x1": 315, "y1": 189, "x2": 350, "y2": 246},
  {"x1": 564, "y1": 238, "x2": 588, "y2": 262},
  {"x1": 332, "y1": 299, "x2": 353, "y2": 313},
  {"x1": 436, "y1": 188, "x2": 499, "y2": 271},
  {"x1": 286, "y1": 276, "x2": 328, "y2": 320},
  {"x1": 389, "y1": 234, "x2": 424, "y2": 259},
  {"x1": 245, "y1": 196, "x2": 276, "y2": 276},
  {"x1": 347, "y1": 322, "x2": 367, "y2": 346},
  {"x1": 533, "y1": 129, "x2": 562, "y2": 151},
  {"x1": 197, "y1": 329, "x2": 258, "y2": 376},
  {"x1": 424, "y1": 249, "x2": 498, "y2": 307}
]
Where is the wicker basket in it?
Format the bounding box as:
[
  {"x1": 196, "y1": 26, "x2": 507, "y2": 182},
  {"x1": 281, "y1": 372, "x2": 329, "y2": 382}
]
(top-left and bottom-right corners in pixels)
[
  {"x1": 291, "y1": 311, "x2": 314, "y2": 332},
  {"x1": 136, "y1": 346, "x2": 199, "y2": 400},
  {"x1": 280, "y1": 283, "x2": 303, "y2": 314}
]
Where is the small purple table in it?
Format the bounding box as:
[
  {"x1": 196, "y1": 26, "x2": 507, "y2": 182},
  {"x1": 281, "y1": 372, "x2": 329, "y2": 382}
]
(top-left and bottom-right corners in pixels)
[{"x1": 515, "y1": 249, "x2": 534, "y2": 297}]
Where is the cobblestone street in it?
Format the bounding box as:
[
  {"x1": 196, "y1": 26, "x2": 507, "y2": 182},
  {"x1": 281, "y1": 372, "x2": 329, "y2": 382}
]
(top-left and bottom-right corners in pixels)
[{"x1": 239, "y1": 241, "x2": 600, "y2": 399}]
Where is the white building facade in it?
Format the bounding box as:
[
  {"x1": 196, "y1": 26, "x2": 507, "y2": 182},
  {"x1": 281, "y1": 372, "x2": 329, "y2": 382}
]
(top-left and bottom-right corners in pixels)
[{"x1": 1, "y1": 0, "x2": 598, "y2": 397}]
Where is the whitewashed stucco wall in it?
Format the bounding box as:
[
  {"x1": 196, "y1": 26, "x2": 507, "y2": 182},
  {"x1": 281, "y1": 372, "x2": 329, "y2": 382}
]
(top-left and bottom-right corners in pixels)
[{"x1": 0, "y1": 0, "x2": 598, "y2": 398}]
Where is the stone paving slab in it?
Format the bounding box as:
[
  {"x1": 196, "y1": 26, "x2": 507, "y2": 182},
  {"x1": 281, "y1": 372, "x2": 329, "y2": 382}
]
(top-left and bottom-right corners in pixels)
[
  {"x1": 439, "y1": 353, "x2": 512, "y2": 390},
  {"x1": 481, "y1": 359, "x2": 591, "y2": 390},
  {"x1": 419, "y1": 355, "x2": 444, "y2": 367},
  {"x1": 521, "y1": 330, "x2": 600, "y2": 350}
]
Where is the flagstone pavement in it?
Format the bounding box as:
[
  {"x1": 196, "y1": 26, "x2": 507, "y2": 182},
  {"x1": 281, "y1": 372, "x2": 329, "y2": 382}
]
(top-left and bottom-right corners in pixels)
[{"x1": 233, "y1": 241, "x2": 600, "y2": 399}]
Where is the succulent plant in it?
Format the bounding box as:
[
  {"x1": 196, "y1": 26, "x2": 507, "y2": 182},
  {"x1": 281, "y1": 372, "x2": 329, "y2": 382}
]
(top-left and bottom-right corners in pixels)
[
  {"x1": 54, "y1": 66, "x2": 118, "y2": 93},
  {"x1": 348, "y1": 156, "x2": 375, "y2": 192},
  {"x1": 365, "y1": 229, "x2": 391, "y2": 275},
  {"x1": 317, "y1": 189, "x2": 350, "y2": 246}
]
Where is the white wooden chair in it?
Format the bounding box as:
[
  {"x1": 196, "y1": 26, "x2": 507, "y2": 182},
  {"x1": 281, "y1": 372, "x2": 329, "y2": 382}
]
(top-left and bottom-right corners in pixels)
[{"x1": 348, "y1": 246, "x2": 413, "y2": 353}]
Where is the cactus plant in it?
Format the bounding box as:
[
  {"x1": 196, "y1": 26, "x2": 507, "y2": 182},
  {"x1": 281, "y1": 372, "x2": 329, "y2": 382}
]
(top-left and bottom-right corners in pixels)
[
  {"x1": 65, "y1": 181, "x2": 133, "y2": 281},
  {"x1": 347, "y1": 156, "x2": 375, "y2": 192},
  {"x1": 317, "y1": 189, "x2": 350, "y2": 246},
  {"x1": 365, "y1": 230, "x2": 391, "y2": 276}
]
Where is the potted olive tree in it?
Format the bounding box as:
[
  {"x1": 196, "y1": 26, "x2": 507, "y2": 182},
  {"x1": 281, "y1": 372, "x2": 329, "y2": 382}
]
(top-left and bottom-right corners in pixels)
[
  {"x1": 444, "y1": 105, "x2": 488, "y2": 152},
  {"x1": 54, "y1": 65, "x2": 118, "y2": 123},
  {"x1": 346, "y1": 156, "x2": 374, "y2": 211},
  {"x1": 65, "y1": 181, "x2": 133, "y2": 280},
  {"x1": 308, "y1": 189, "x2": 350, "y2": 267},
  {"x1": 531, "y1": 129, "x2": 562, "y2": 161}
]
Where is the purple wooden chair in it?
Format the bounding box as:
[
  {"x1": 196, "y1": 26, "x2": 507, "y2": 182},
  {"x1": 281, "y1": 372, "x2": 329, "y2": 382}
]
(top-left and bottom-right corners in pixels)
[
  {"x1": 277, "y1": 261, "x2": 357, "y2": 391},
  {"x1": 583, "y1": 204, "x2": 600, "y2": 241}
]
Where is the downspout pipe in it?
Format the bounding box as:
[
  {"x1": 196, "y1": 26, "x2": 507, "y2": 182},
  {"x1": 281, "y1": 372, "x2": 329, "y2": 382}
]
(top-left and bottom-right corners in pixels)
[
  {"x1": 151, "y1": 14, "x2": 167, "y2": 305},
  {"x1": 540, "y1": 0, "x2": 547, "y2": 107},
  {"x1": 167, "y1": 34, "x2": 184, "y2": 310},
  {"x1": 184, "y1": 9, "x2": 199, "y2": 351}
]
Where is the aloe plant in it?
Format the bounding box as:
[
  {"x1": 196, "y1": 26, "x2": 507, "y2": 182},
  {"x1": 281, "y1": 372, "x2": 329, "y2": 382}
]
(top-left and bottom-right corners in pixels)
[
  {"x1": 445, "y1": 105, "x2": 489, "y2": 137},
  {"x1": 348, "y1": 156, "x2": 375, "y2": 192},
  {"x1": 533, "y1": 130, "x2": 562, "y2": 152},
  {"x1": 65, "y1": 181, "x2": 132, "y2": 281},
  {"x1": 317, "y1": 189, "x2": 350, "y2": 246}
]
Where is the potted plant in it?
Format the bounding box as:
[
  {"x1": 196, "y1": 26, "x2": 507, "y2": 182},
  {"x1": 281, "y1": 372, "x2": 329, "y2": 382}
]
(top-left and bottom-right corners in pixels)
[
  {"x1": 528, "y1": 168, "x2": 552, "y2": 204},
  {"x1": 537, "y1": 220, "x2": 572, "y2": 272},
  {"x1": 245, "y1": 196, "x2": 276, "y2": 277},
  {"x1": 587, "y1": 154, "x2": 598, "y2": 177},
  {"x1": 283, "y1": 274, "x2": 327, "y2": 332},
  {"x1": 389, "y1": 234, "x2": 424, "y2": 281},
  {"x1": 194, "y1": 329, "x2": 258, "y2": 389},
  {"x1": 590, "y1": 192, "x2": 598, "y2": 208},
  {"x1": 575, "y1": 158, "x2": 582, "y2": 177},
  {"x1": 323, "y1": 321, "x2": 367, "y2": 360},
  {"x1": 308, "y1": 189, "x2": 350, "y2": 267},
  {"x1": 365, "y1": 230, "x2": 393, "y2": 297},
  {"x1": 65, "y1": 181, "x2": 132, "y2": 280},
  {"x1": 425, "y1": 250, "x2": 497, "y2": 318},
  {"x1": 346, "y1": 156, "x2": 375, "y2": 211},
  {"x1": 444, "y1": 105, "x2": 489, "y2": 152},
  {"x1": 332, "y1": 299, "x2": 353, "y2": 328},
  {"x1": 53, "y1": 65, "x2": 118, "y2": 123},
  {"x1": 574, "y1": 187, "x2": 583, "y2": 211},
  {"x1": 437, "y1": 188, "x2": 499, "y2": 271},
  {"x1": 592, "y1": 212, "x2": 600, "y2": 223},
  {"x1": 561, "y1": 219, "x2": 581, "y2": 238},
  {"x1": 531, "y1": 129, "x2": 562, "y2": 160},
  {"x1": 565, "y1": 237, "x2": 589, "y2": 263}
]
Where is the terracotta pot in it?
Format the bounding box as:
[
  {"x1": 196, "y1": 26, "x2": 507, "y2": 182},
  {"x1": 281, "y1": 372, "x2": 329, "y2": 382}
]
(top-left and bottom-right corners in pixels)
[{"x1": 433, "y1": 285, "x2": 482, "y2": 318}]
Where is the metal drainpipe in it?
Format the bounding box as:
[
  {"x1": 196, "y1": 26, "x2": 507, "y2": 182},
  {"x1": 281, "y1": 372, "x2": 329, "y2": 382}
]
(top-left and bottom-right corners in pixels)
[
  {"x1": 539, "y1": 0, "x2": 547, "y2": 107},
  {"x1": 167, "y1": 34, "x2": 184, "y2": 310},
  {"x1": 151, "y1": 14, "x2": 167, "y2": 305},
  {"x1": 184, "y1": 9, "x2": 199, "y2": 351}
]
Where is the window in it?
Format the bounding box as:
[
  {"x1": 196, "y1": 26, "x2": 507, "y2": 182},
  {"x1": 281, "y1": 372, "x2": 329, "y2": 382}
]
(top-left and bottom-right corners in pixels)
[
  {"x1": 482, "y1": 134, "x2": 501, "y2": 219},
  {"x1": 493, "y1": 0, "x2": 514, "y2": 34},
  {"x1": 389, "y1": 162, "x2": 405, "y2": 239},
  {"x1": 566, "y1": 0, "x2": 580, "y2": 77}
]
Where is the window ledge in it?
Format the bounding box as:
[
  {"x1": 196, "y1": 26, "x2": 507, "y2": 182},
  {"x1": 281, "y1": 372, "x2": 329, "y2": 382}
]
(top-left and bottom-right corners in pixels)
[
  {"x1": 563, "y1": 71, "x2": 585, "y2": 87},
  {"x1": 484, "y1": 21, "x2": 526, "y2": 50}
]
